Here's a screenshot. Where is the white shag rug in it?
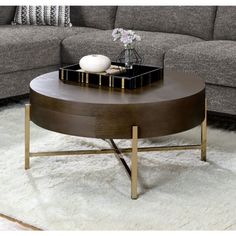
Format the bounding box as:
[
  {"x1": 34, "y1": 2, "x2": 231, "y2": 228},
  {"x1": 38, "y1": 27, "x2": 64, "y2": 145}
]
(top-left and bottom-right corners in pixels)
[{"x1": 0, "y1": 102, "x2": 236, "y2": 230}]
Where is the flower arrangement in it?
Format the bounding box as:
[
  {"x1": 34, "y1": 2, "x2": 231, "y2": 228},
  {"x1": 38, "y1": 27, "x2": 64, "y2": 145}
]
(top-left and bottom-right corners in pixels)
[
  {"x1": 112, "y1": 28, "x2": 142, "y2": 69},
  {"x1": 112, "y1": 28, "x2": 141, "y2": 48}
]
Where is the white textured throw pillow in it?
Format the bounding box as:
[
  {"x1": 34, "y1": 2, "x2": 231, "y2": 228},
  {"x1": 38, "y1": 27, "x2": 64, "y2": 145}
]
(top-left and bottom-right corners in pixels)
[{"x1": 13, "y1": 6, "x2": 72, "y2": 27}]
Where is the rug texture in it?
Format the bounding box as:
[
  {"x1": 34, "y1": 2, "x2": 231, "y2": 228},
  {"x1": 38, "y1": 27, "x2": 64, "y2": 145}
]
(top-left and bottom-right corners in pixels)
[{"x1": 0, "y1": 102, "x2": 236, "y2": 230}]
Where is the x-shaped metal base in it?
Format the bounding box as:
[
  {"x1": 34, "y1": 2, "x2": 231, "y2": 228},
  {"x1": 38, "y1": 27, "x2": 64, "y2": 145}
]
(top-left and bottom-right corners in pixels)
[{"x1": 25, "y1": 103, "x2": 207, "y2": 199}]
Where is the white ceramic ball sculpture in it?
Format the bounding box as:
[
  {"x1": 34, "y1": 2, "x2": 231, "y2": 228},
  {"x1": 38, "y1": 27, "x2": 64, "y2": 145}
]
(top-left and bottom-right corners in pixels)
[{"x1": 79, "y1": 54, "x2": 111, "y2": 73}]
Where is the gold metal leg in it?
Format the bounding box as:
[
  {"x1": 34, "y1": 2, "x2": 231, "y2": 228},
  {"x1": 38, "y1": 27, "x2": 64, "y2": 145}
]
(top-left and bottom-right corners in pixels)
[
  {"x1": 201, "y1": 99, "x2": 207, "y2": 161},
  {"x1": 25, "y1": 104, "x2": 30, "y2": 170},
  {"x1": 131, "y1": 126, "x2": 138, "y2": 199}
]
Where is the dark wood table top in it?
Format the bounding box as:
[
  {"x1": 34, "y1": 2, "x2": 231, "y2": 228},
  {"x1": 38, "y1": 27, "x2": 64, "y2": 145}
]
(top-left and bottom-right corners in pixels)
[
  {"x1": 31, "y1": 71, "x2": 204, "y2": 105},
  {"x1": 30, "y1": 70, "x2": 205, "y2": 139}
]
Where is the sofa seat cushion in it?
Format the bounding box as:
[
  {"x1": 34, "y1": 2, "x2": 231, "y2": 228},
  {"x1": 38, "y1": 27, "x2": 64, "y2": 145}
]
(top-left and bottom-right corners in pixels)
[
  {"x1": 0, "y1": 65, "x2": 58, "y2": 99},
  {"x1": 164, "y1": 41, "x2": 236, "y2": 88},
  {"x1": 0, "y1": 25, "x2": 101, "y2": 74},
  {"x1": 206, "y1": 84, "x2": 236, "y2": 115},
  {"x1": 62, "y1": 30, "x2": 203, "y2": 67}
]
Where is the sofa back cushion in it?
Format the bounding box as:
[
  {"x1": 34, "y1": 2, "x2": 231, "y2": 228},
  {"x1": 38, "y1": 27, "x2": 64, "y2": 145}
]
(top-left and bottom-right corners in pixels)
[
  {"x1": 0, "y1": 6, "x2": 16, "y2": 24},
  {"x1": 214, "y1": 6, "x2": 236, "y2": 40},
  {"x1": 70, "y1": 6, "x2": 117, "y2": 30},
  {"x1": 115, "y1": 6, "x2": 216, "y2": 40}
]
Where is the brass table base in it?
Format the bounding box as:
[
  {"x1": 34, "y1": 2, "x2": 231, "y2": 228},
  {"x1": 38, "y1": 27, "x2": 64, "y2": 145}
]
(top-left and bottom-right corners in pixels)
[{"x1": 25, "y1": 103, "x2": 207, "y2": 200}]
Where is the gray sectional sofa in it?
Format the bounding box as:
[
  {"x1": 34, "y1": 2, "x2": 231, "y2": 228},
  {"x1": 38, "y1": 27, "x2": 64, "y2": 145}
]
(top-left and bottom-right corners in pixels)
[{"x1": 0, "y1": 6, "x2": 236, "y2": 117}]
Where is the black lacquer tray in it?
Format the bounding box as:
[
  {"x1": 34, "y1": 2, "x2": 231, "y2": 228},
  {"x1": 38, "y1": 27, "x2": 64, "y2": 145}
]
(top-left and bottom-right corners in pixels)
[{"x1": 59, "y1": 62, "x2": 163, "y2": 89}]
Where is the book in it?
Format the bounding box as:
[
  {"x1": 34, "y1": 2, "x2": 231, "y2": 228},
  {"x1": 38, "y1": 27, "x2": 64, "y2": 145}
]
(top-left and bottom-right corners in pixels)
[{"x1": 76, "y1": 65, "x2": 126, "y2": 76}]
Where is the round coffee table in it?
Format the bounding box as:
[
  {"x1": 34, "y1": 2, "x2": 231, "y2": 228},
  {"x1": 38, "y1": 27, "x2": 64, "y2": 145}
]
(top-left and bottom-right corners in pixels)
[{"x1": 25, "y1": 70, "x2": 206, "y2": 199}]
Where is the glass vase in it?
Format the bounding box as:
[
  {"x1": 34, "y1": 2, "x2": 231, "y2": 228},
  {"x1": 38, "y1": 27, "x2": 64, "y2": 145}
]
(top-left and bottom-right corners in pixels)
[{"x1": 117, "y1": 45, "x2": 142, "y2": 70}]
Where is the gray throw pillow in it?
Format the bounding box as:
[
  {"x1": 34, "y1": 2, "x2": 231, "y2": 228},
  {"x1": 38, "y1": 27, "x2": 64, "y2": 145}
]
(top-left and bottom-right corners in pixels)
[{"x1": 12, "y1": 6, "x2": 71, "y2": 27}]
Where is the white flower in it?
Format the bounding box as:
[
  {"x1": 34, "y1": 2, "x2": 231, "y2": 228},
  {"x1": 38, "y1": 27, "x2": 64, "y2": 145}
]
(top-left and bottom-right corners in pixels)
[
  {"x1": 112, "y1": 28, "x2": 124, "y2": 41},
  {"x1": 112, "y1": 28, "x2": 141, "y2": 45}
]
